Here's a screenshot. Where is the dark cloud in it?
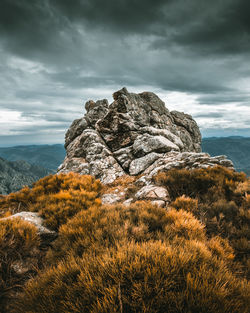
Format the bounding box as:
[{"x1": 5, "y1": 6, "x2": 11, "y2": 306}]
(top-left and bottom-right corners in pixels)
[
  {"x1": 0, "y1": 0, "x2": 250, "y2": 145},
  {"x1": 173, "y1": 0, "x2": 250, "y2": 55},
  {"x1": 2, "y1": 0, "x2": 249, "y2": 58},
  {"x1": 52, "y1": 0, "x2": 170, "y2": 32}
]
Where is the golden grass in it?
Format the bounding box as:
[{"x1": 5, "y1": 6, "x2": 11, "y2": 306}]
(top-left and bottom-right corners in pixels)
[
  {"x1": 0, "y1": 168, "x2": 249, "y2": 312},
  {"x1": 13, "y1": 241, "x2": 250, "y2": 313},
  {"x1": 0, "y1": 218, "x2": 41, "y2": 311}
]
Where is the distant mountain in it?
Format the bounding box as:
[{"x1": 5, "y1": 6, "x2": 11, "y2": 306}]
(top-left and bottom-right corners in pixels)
[
  {"x1": 0, "y1": 144, "x2": 65, "y2": 171},
  {"x1": 0, "y1": 157, "x2": 51, "y2": 195},
  {"x1": 202, "y1": 137, "x2": 250, "y2": 175}
]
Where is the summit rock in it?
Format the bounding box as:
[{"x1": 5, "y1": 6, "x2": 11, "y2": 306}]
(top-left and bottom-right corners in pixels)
[{"x1": 58, "y1": 88, "x2": 233, "y2": 184}]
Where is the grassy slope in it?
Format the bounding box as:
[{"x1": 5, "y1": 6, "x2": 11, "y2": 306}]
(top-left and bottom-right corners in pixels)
[{"x1": 0, "y1": 169, "x2": 249, "y2": 313}]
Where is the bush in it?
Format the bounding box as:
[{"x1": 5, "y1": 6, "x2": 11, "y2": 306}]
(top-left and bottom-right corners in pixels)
[
  {"x1": 0, "y1": 173, "x2": 102, "y2": 230},
  {"x1": 13, "y1": 241, "x2": 250, "y2": 313},
  {"x1": 154, "y1": 167, "x2": 250, "y2": 277},
  {"x1": 0, "y1": 169, "x2": 249, "y2": 312},
  {"x1": 46, "y1": 202, "x2": 206, "y2": 262},
  {"x1": 171, "y1": 196, "x2": 199, "y2": 214},
  {"x1": 153, "y1": 166, "x2": 246, "y2": 201},
  {"x1": 0, "y1": 218, "x2": 41, "y2": 312}
]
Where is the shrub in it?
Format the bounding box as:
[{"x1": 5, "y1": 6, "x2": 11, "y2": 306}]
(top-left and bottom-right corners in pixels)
[
  {"x1": 1, "y1": 168, "x2": 249, "y2": 311},
  {"x1": 171, "y1": 196, "x2": 199, "y2": 214},
  {"x1": 154, "y1": 167, "x2": 250, "y2": 277},
  {"x1": 0, "y1": 218, "x2": 41, "y2": 312},
  {"x1": 47, "y1": 202, "x2": 206, "y2": 262},
  {"x1": 0, "y1": 173, "x2": 102, "y2": 230},
  {"x1": 153, "y1": 166, "x2": 246, "y2": 201},
  {"x1": 13, "y1": 241, "x2": 250, "y2": 313}
]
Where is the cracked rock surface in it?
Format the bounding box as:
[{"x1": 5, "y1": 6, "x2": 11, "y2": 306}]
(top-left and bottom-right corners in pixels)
[{"x1": 59, "y1": 87, "x2": 234, "y2": 184}]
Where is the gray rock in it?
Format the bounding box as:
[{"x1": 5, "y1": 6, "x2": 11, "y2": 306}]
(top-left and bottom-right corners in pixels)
[
  {"x1": 113, "y1": 145, "x2": 134, "y2": 170},
  {"x1": 59, "y1": 87, "x2": 234, "y2": 184},
  {"x1": 135, "y1": 185, "x2": 170, "y2": 201},
  {"x1": 59, "y1": 128, "x2": 125, "y2": 184},
  {"x1": 143, "y1": 151, "x2": 234, "y2": 180},
  {"x1": 65, "y1": 117, "x2": 88, "y2": 148},
  {"x1": 171, "y1": 111, "x2": 201, "y2": 152},
  {"x1": 101, "y1": 193, "x2": 123, "y2": 204},
  {"x1": 123, "y1": 198, "x2": 134, "y2": 206},
  {"x1": 133, "y1": 133, "x2": 179, "y2": 157},
  {"x1": 85, "y1": 99, "x2": 109, "y2": 127},
  {"x1": 140, "y1": 126, "x2": 184, "y2": 150},
  {"x1": 129, "y1": 152, "x2": 162, "y2": 176}
]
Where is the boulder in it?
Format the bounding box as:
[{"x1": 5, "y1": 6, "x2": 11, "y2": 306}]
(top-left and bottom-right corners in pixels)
[{"x1": 133, "y1": 134, "x2": 179, "y2": 157}]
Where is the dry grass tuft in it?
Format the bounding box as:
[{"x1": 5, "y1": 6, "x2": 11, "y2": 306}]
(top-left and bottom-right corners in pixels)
[
  {"x1": 0, "y1": 173, "x2": 102, "y2": 230},
  {"x1": 13, "y1": 241, "x2": 250, "y2": 313},
  {"x1": 0, "y1": 218, "x2": 41, "y2": 311},
  {"x1": 0, "y1": 169, "x2": 249, "y2": 312}
]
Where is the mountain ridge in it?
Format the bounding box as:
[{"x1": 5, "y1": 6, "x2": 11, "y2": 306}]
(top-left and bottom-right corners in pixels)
[
  {"x1": 202, "y1": 136, "x2": 250, "y2": 175},
  {"x1": 0, "y1": 157, "x2": 51, "y2": 195},
  {"x1": 0, "y1": 144, "x2": 65, "y2": 171}
]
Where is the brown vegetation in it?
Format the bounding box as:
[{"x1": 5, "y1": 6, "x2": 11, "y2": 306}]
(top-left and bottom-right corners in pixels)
[
  {"x1": 0, "y1": 173, "x2": 102, "y2": 230},
  {"x1": 154, "y1": 166, "x2": 250, "y2": 277},
  {"x1": 0, "y1": 218, "x2": 41, "y2": 312},
  {"x1": 13, "y1": 223, "x2": 250, "y2": 313},
  {"x1": 0, "y1": 167, "x2": 249, "y2": 312}
]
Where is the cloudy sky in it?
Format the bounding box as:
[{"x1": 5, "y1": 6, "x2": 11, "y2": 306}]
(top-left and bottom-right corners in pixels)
[{"x1": 0, "y1": 0, "x2": 250, "y2": 146}]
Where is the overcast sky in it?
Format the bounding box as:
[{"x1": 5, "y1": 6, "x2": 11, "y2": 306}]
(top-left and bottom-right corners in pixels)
[{"x1": 0, "y1": 0, "x2": 250, "y2": 146}]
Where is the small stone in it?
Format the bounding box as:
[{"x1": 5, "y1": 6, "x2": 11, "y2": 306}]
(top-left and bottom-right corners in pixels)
[
  {"x1": 101, "y1": 193, "x2": 123, "y2": 204},
  {"x1": 123, "y1": 198, "x2": 134, "y2": 206},
  {"x1": 151, "y1": 200, "x2": 166, "y2": 207},
  {"x1": 135, "y1": 185, "x2": 170, "y2": 201}
]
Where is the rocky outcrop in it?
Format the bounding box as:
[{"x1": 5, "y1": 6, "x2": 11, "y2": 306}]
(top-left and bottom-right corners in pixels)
[{"x1": 59, "y1": 88, "x2": 234, "y2": 185}]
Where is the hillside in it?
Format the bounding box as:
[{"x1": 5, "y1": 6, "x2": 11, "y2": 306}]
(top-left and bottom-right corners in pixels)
[
  {"x1": 0, "y1": 169, "x2": 249, "y2": 313},
  {"x1": 202, "y1": 137, "x2": 250, "y2": 175},
  {"x1": 0, "y1": 144, "x2": 65, "y2": 171},
  {"x1": 0, "y1": 89, "x2": 249, "y2": 312},
  {"x1": 0, "y1": 157, "x2": 50, "y2": 195}
]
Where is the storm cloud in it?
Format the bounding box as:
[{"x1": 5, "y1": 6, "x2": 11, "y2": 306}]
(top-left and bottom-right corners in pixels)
[{"x1": 0, "y1": 0, "x2": 249, "y2": 145}]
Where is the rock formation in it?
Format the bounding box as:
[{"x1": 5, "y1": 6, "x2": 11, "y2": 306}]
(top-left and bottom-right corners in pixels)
[{"x1": 59, "y1": 87, "x2": 234, "y2": 186}]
